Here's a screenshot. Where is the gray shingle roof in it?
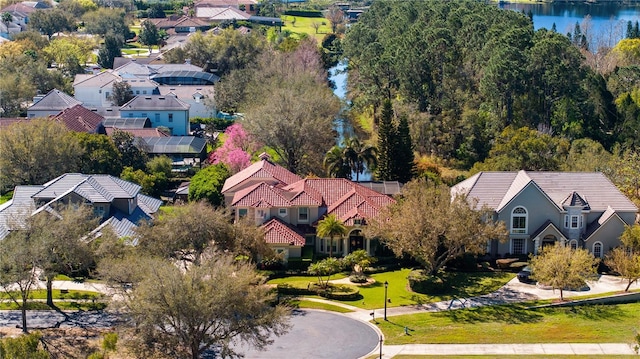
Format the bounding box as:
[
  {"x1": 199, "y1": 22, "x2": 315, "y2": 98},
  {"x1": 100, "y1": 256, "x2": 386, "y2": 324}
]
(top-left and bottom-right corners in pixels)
[
  {"x1": 453, "y1": 171, "x2": 638, "y2": 213},
  {"x1": 0, "y1": 174, "x2": 160, "y2": 240},
  {"x1": 29, "y1": 89, "x2": 82, "y2": 111},
  {"x1": 120, "y1": 94, "x2": 190, "y2": 111}
]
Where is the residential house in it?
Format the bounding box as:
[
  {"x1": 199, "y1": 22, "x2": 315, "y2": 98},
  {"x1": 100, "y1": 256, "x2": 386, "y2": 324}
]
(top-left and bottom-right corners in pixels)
[
  {"x1": 51, "y1": 104, "x2": 106, "y2": 134},
  {"x1": 158, "y1": 85, "x2": 214, "y2": 118},
  {"x1": 119, "y1": 94, "x2": 190, "y2": 136},
  {"x1": 0, "y1": 1, "x2": 51, "y2": 38},
  {"x1": 222, "y1": 154, "x2": 395, "y2": 261},
  {"x1": 27, "y1": 89, "x2": 82, "y2": 118},
  {"x1": 149, "y1": 15, "x2": 210, "y2": 35},
  {"x1": 195, "y1": 6, "x2": 250, "y2": 22},
  {"x1": 451, "y1": 171, "x2": 639, "y2": 259},
  {"x1": 194, "y1": 0, "x2": 258, "y2": 14},
  {"x1": 0, "y1": 173, "x2": 162, "y2": 241},
  {"x1": 73, "y1": 71, "x2": 159, "y2": 109}
]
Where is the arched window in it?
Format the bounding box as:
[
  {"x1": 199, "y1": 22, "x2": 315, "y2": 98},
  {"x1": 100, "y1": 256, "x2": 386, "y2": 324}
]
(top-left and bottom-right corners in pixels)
[
  {"x1": 511, "y1": 207, "x2": 527, "y2": 234},
  {"x1": 570, "y1": 240, "x2": 578, "y2": 250},
  {"x1": 593, "y1": 242, "x2": 603, "y2": 258}
]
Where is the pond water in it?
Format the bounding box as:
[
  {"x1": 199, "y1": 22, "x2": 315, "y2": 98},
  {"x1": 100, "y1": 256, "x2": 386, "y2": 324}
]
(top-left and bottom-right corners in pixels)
[
  {"x1": 328, "y1": 60, "x2": 373, "y2": 181},
  {"x1": 500, "y1": 2, "x2": 640, "y2": 47}
]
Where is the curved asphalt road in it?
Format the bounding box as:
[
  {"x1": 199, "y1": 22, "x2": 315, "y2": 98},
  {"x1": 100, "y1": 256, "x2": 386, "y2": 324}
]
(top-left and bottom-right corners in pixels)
[{"x1": 235, "y1": 309, "x2": 380, "y2": 359}]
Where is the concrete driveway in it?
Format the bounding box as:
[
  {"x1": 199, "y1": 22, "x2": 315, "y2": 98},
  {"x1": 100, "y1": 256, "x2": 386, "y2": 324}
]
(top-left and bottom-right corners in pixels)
[{"x1": 235, "y1": 310, "x2": 380, "y2": 359}]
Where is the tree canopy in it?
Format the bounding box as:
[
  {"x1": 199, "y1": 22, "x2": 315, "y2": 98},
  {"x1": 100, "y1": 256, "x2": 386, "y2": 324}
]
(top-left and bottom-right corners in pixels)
[
  {"x1": 114, "y1": 255, "x2": 290, "y2": 359},
  {"x1": 367, "y1": 178, "x2": 507, "y2": 276},
  {"x1": 530, "y1": 243, "x2": 599, "y2": 300}
]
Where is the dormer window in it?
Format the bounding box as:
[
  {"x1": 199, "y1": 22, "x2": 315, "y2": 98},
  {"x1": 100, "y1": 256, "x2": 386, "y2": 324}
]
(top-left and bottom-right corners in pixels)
[{"x1": 278, "y1": 208, "x2": 287, "y2": 217}]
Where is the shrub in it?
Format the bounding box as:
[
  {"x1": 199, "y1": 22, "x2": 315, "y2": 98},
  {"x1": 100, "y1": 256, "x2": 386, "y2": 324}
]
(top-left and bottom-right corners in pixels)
[
  {"x1": 283, "y1": 10, "x2": 323, "y2": 17},
  {"x1": 319, "y1": 285, "x2": 360, "y2": 301},
  {"x1": 349, "y1": 274, "x2": 368, "y2": 283},
  {"x1": 287, "y1": 258, "x2": 311, "y2": 271},
  {"x1": 276, "y1": 283, "x2": 315, "y2": 296}
]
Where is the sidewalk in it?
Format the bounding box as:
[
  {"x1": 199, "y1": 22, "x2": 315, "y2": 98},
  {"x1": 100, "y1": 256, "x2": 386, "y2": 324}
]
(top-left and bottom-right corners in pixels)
[
  {"x1": 308, "y1": 275, "x2": 640, "y2": 358},
  {"x1": 382, "y1": 343, "x2": 637, "y2": 357}
]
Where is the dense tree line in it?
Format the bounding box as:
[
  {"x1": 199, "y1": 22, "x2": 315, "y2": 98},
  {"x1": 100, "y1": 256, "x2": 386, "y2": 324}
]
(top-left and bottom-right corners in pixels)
[{"x1": 344, "y1": 0, "x2": 627, "y2": 169}]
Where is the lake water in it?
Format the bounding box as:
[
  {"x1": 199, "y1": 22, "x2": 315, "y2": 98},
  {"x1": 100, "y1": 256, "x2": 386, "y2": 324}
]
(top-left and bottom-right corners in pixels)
[{"x1": 499, "y1": 2, "x2": 640, "y2": 47}]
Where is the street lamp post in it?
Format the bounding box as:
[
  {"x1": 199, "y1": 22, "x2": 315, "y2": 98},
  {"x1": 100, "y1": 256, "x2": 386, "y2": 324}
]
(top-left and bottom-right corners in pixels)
[{"x1": 384, "y1": 280, "x2": 388, "y2": 321}]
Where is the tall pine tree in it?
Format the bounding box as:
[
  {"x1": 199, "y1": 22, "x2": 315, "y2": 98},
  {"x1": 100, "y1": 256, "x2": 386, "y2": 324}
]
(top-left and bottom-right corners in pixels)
[
  {"x1": 376, "y1": 100, "x2": 395, "y2": 181},
  {"x1": 394, "y1": 115, "x2": 415, "y2": 183}
]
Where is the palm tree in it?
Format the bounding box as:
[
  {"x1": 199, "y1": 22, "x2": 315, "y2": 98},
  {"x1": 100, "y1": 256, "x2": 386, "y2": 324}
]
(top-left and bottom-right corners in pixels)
[
  {"x1": 323, "y1": 145, "x2": 351, "y2": 179},
  {"x1": 344, "y1": 137, "x2": 377, "y2": 182},
  {"x1": 317, "y1": 214, "x2": 347, "y2": 258}
]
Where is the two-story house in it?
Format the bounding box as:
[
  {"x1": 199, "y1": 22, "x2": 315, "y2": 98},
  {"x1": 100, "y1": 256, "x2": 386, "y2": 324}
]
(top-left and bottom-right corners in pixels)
[
  {"x1": 119, "y1": 94, "x2": 190, "y2": 136},
  {"x1": 451, "y1": 171, "x2": 638, "y2": 259},
  {"x1": 27, "y1": 89, "x2": 82, "y2": 118},
  {"x1": 0, "y1": 173, "x2": 162, "y2": 240},
  {"x1": 222, "y1": 154, "x2": 395, "y2": 261}
]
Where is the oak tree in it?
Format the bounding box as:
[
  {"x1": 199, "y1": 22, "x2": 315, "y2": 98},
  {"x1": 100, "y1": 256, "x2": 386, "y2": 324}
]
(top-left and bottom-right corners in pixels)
[
  {"x1": 367, "y1": 178, "x2": 508, "y2": 276},
  {"x1": 530, "y1": 243, "x2": 599, "y2": 300},
  {"x1": 118, "y1": 255, "x2": 290, "y2": 359}
]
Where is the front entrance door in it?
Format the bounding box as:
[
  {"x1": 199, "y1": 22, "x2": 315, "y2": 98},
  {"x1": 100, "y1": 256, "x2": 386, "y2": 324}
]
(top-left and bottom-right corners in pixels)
[
  {"x1": 349, "y1": 230, "x2": 364, "y2": 252},
  {"x1": 542, "y1": 234, "x2": 557, "y2": 248}
]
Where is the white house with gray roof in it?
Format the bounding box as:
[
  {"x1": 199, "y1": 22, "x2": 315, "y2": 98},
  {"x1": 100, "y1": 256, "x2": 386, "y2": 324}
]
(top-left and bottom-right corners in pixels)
[
  {"x1": 27, "y1": 89, "x2": 82, "y2": 118},
  {"x1": 451, "y1": 171, "x2": 638, "y2": 259},
  {"x1": 0, "y1": 173, "x2": 162, "y2": 241}
]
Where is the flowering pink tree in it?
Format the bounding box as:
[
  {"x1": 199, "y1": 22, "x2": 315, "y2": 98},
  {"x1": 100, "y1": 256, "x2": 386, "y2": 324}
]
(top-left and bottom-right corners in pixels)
[{"x1": 209, "y1": 123, "x2": 259, "y2": 173}]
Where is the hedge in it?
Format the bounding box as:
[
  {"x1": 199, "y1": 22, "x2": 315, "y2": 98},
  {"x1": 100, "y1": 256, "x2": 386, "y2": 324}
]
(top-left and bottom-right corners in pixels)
[
  {"x1": 283, "y1": 10, "x2": 323, "y2": 17},
  {"x1": 276, "y1": 283, "x2": 360, "y2": 300}
]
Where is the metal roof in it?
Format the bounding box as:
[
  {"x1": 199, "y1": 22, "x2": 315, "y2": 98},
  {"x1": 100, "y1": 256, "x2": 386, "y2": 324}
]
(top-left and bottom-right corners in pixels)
[
  {"x1": 141, "y1": 136, "x2": 207, "y2": 154},
  {"x1": 150, "y1": 71, "x2": 219, "y2": 84},
  {"x1": 102, "y1": 117, "x2": 151, "y2": 128}
]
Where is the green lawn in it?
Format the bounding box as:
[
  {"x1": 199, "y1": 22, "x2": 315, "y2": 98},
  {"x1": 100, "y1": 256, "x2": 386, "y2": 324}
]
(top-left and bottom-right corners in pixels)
[
  {"x1": 280, "y1": 15, "x2": 332, "y2": 42},
  {"x1": 377, "y1": 302, "x2": 640, "y2": 345},
  {"x1": 268, "y1": 272, "x2": 348, "y2": 286},
  {"x1": 0, "y1": 289, "x2": 102, "y2": 301},
  {"x1": 289, "y1": 299, "x2": 353, "y2": 313},
  {"x1": 272, "y1": 269, "x2": 515, "y2": 310},
  {"x1": 0, "y1": 301, "x2": 106, "y2": 311},
  {"x1": 338, "y1": 269, "x2": 514, "y2": 310},
  {"x1": 0, "y1": 191, "x2": 12, "y2": 205}
]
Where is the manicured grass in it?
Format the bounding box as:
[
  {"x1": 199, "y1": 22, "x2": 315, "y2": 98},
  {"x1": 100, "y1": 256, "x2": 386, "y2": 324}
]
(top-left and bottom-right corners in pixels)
[
  {"x1": 340, "y1": 269, "x2": 515, "y2": 310},
  {"x1": 0, "y1": 290, "x2": 102, "y2": 301},
  {"x1": 0, "y1": 191, "x2": 12, "y2": 205},
  {"x1": 272, "y1": 269, "x2": 515, "y2": 310},
  {"x1": 280, "y1": 15, "x2": 332, "y2": 42},
  {"x1": 268, "y1": 273, "x2": 348, "y2": 286},
  {"x1": 377, "y1": 302, "x2": 640, "y2": 345},
  {"x1": 0, "y1": 301, "x2": 107, "y2": 311},
  {"x1": 289, "y1": 299, "x2": 353, "y2": 313}
]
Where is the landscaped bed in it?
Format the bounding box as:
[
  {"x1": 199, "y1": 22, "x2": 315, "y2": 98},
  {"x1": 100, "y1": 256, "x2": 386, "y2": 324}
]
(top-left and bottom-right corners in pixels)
[{"x1": 376, "y1": 302, "x2": 640, "y2": 345}]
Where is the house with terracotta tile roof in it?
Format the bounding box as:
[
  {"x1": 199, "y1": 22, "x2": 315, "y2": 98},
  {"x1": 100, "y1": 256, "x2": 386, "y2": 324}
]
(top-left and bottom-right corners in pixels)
[
  {"x1": 51, "y1": 105, "x2": 106, "y2": 134},
  {"x1": 451, "y1": 171, "x2": 638, "y2": 259},
  {"x1": 222, "y1": 154, "x2": 395, "y2": 261}
]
